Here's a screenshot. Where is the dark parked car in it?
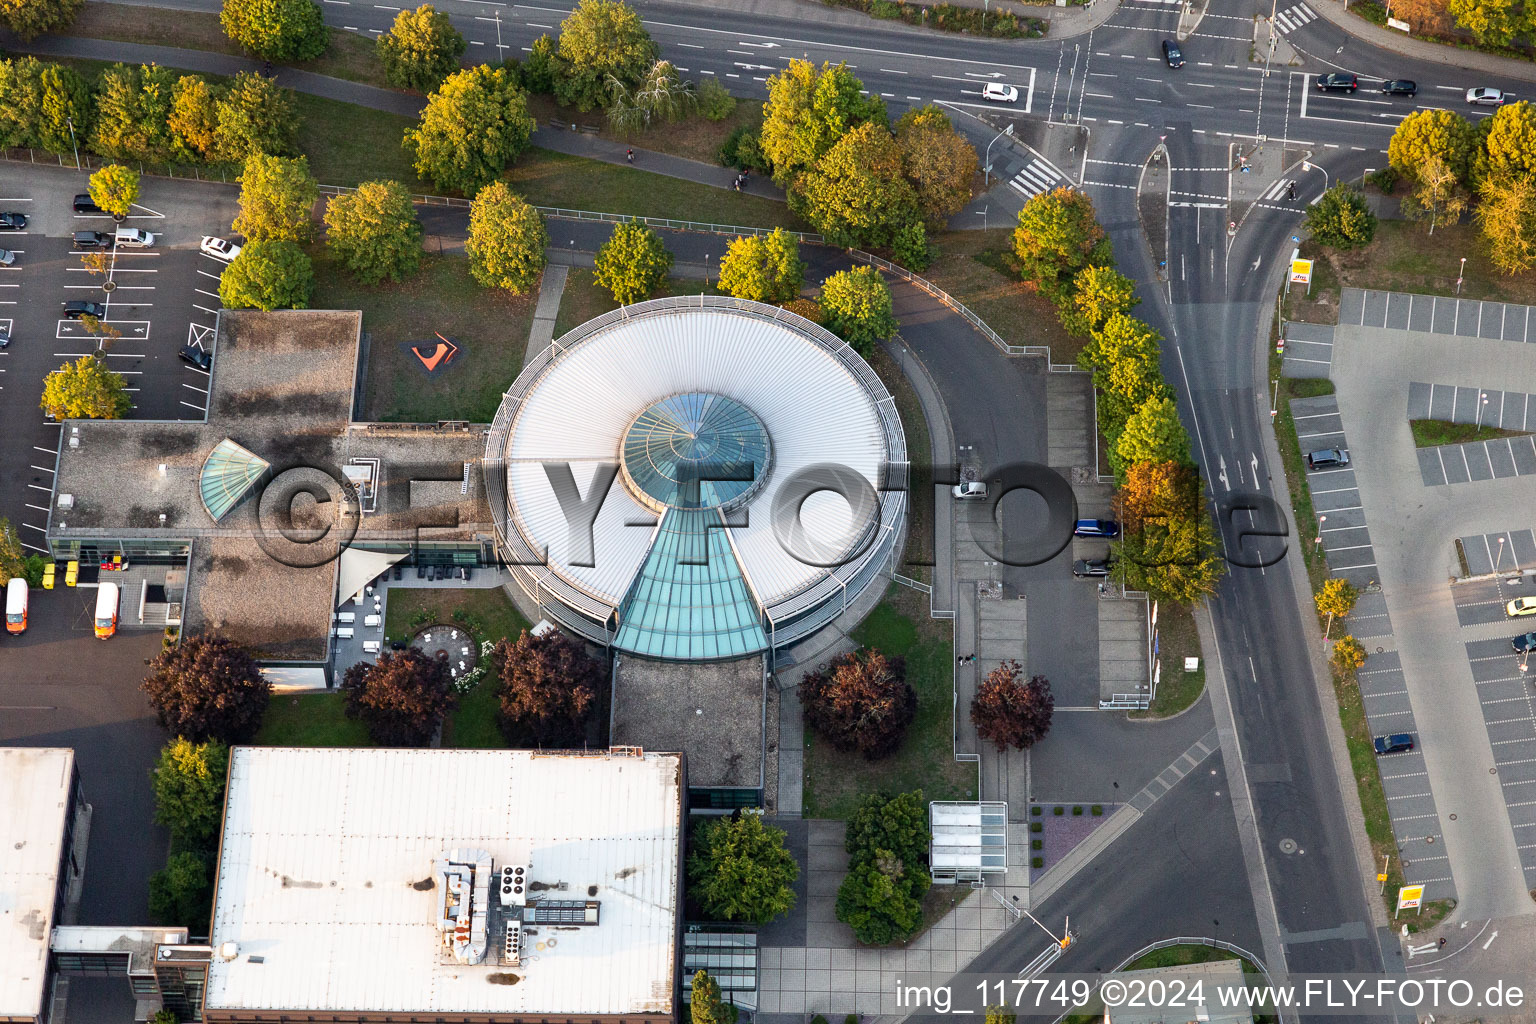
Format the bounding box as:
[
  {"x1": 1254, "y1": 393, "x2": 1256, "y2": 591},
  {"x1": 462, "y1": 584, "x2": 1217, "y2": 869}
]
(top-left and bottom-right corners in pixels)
[
  {"x1": 1514, "y1": 632, "x2": 1536, "y2": 653},
  {"x1": 63, "y1": 301, "x2": 107, "y2": 320},
  {"x1": 1074, "y1": 518, "x2": 1121, "y2": 538},
  {"x1": 0, "y1": 325, "x2": 9, "y2": 349},
  {"x1": 73, "y1": 194, "x2": 104, "y2": 214},
  {"x1": 1373, "y1": 733, "x2": 1415, "y2": 755},
  {"x1": 73, "y1": 230, "x2": 114, "y2": 250},
  {"x1": 1380, "y1": 79, "x2": 1417, "y2": 95},
  {"x1": 0, "y1": 211, "x2": 27, "y2": 230},
  {"x1": 1073, "y1": 558, "x2": 1112, "y2": 578},
  {"x1": 1306, "y1": 448, "x2": 1351, "y2": 469},
  {"x1": 1315, "y1": 72, "x2": 1358, "y2": 92},
  {"x1": 177, "y1": 345, "x2": 212, "y2": 370},
  {"x1": 1162, "y1": 40, "x2": 1184, "y2": 68}
]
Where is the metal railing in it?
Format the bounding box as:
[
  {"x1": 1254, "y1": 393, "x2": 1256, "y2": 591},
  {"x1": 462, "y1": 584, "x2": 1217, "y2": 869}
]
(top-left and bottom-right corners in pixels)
[{"x1": 2, "y1": 147, "x2": 238, "y2": 182}]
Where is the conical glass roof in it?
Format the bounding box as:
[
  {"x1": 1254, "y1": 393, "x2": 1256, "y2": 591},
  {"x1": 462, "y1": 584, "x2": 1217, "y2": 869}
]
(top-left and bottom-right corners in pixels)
[
  {"x1": 199, "y1": 437, "x2": 270, "y2": 522},
  {"x1": 620, "y1": 392, "x2": 770, "y2": 514}
]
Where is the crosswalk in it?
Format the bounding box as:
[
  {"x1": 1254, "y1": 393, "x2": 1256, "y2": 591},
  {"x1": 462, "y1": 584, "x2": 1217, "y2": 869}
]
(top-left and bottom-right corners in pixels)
[
  {"x1": 1008, "y1": 158, "x2": 1065, "y2": 200},
  {"x1": 1260, "y1": 177, "x2": 1297, "y2": 202},
  {"x1": 1273, "y1": 2, "x2": 1317, "y2": 34}
]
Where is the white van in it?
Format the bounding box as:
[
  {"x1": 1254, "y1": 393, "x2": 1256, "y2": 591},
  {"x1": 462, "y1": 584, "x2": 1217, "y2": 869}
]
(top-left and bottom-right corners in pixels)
[
  {"x1": 94, "y1": 582, "x2": 119, "y2": 639},
  {"x1": 5, "y1": 577, "x2": 27, "y2": 634},
  {"x1": 114, "y1": 226, "x2": 156, "y2": 248}
]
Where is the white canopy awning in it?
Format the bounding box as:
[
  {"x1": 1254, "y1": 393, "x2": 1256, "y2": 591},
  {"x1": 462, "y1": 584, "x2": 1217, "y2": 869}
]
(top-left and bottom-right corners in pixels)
[{"x1": 337, "y1": 549, "x2": 408, "y2": 608}]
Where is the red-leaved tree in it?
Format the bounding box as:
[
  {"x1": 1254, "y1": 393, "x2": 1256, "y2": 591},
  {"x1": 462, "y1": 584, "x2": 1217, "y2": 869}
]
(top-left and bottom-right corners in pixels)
[
  {"x1": 970, "y1": 660, "x2": 1055, "y2": 752},
  {"x1": 142, "y1": 634, "x2": 270, "y2": 743},
  {"x1": 798, "y1": 649, "x2": 916, "y2": 760},
  {"x1": 341, "y1": 648, "x2": 458, "y2": 747},
  {"x1": 492, "y1": 629, "x2": 601, "y2": 747}
]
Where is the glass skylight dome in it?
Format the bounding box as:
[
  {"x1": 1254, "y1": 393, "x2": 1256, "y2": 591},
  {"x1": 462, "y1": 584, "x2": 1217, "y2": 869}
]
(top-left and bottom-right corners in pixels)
[{"x1": 620, "y1": 392, "x2": 771, "y2": 514}]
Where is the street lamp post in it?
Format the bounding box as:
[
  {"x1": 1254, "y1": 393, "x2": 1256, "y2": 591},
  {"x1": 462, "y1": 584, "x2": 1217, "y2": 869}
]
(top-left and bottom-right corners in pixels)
[
  {"x1": 1496, "y1": 536, "x2": 1506, "y2": 573},
  {"x1": 1478, "y1": 392, "x2": 1488, "y2": 428},
  {"x1": 65, "y1": 115, "x2": 79, "y2": 170},
  {"x1": 983, "y1": 124, "x2": 1014, "y2": 186},
  {"x1": 1316, "y1": 514, "x2": 1326, "y2": 547},
  {"x1": 495, "y1": 9, "x2": 503, "y2": 54},
  {"x1": 976, "y1": 206, "x2": 988, "y2": 232},
  {"x1": 1457, "y1": 256, "x2": 1466, "y2": 294}
]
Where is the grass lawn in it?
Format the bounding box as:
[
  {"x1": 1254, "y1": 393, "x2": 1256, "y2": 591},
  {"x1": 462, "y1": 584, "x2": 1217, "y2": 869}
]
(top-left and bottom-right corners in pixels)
[
  {"x1": 1323, "y1": 220, "x2": 1536, "y2": 306},
  {"x1": 256, "y1": 692, "x2": 372, "y2": 746},
  {"x1": 1410, "y1": 419, "x2": 1529, "y2": 448},
  {"x1": 527, "y1": 93, "x2": 762, "y2": 167},
  {"x1": 507, "y1": 147, "x2": 800, "y2": 229},
  {"x1": 868, "y1": 344, "x2": 934, "y2": 581},
  {"x1": 552, "y1": 268, "x2": 718, "y2": 339},
  {"x1": 803, "y1": 584, "x2": 977, "y2": 819},
  {"x1": 310, "y1": 252, "x2": 536, "y2": 422},
  {"x1": 294, "y1": 92, "x2": 422, "y2": 189},
  {"x1": 1131, "y1": 600, "x2": 1204, "y2": 719},
  {"x1": 925, "y1": 229, "x2": 1085, "y2": 364},
  {"x1": 381, "y1": 586, "x2": 533, "y2": 749},
  {"x1": 1124, "y1": 943, "x2": 1244, "y2": 971},
  {"x1": 62, "y1": 3, "x2": 392, "y2": 88}
]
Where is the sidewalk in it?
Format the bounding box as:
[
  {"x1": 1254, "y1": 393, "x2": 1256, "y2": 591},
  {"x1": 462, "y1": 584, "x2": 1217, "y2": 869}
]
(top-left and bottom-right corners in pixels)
[
  {"x1": 532, "y1": 127, "x2": 787, "y2": 202},
  {"x1": 1304, "y1": 0, "x2": 1536, "y2": 83},
  {"x1": 640, "y1": 0, "x2": 1121, "y2": 39}
]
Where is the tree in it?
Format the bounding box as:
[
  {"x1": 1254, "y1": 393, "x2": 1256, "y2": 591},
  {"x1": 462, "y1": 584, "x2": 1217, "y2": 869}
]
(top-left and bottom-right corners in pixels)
[
  {"x1": 970, "y1": 661, "x2": 1055, "y2": 752},
  {"x1": 1332, "y1": 635, "x2": 1367, "y2": 673},
  {"x1": 151, "y1": 738, "x2": 230, "y2": 851},
  {"x1": 141, "y1": 634, "x2": 270, "y2": 743},
  {"x1": 594, "y1": 222, "x2": 672, "y2": 304},
  {"x1": 1315, "y1": 578, "x2": 1358, "y2": 639},
  {"x1": 985, "y1": 1008, "x2": 1017, "y2": 1024},
  {"x1": 835, "y1": 790, "x2": 929, "y2": 946},
  {"x1": 41, "y1": 356, "x2": 130, "y2": 420},
  {"x1": 892, "y1": 220, "x2": 933, "y2": 271},
  {"x1": 521, "y1": 33, "x2": 560, "y2": 94},
  {"x1": 466, "y1": 182, "x2": 549, "y2": 294},
  {"x1": 1446, "y1": 0, "x2": 1522, "y2": 46},
  {"x1": 88, "y1": 164, "x2": 141, "y2": 219},
  {"x1": 687, "y1": 814, "x2": 799, "y2": 924},
  {"x1": 1388, "y1": 108, "x2": 1477, "y2": 184},
  {"x1": 894, "y1": 104, "x2": 977, "y2": 227},
  {"x1": 691, "y1": 971, "x2": 737, "y2": 1024},
  {"x1": 1113, "y1": 395, "x2": 1191, "y2": 473},
  {"x1": 405, "y1": 64, "x2": 535, "y2": 194},
  {"x1": 91, "y1": 63, "x2": 178, "y2": 163},
  {"x1": 340, "y1": 649, "x2": 458, "y2": 746},
  {"x1": 798, "y1": 649, "x2": 916, "y2": 759},
  {"x1": 760, "y1": 60, "x2": 886, "y2": 185},
  {"x1": 148, "y1": 851, "x2": 211, "y2": 930},
  {"x1": 1477, "y1": 101, "x2": 1536, "y2": 182},
  {"x1": 1401, "y1": 155, "x2": 1466, "y2": 235},
  {"x1": 0, "y1": 518, "x2": 26, "y2": 585},
  {"x1": 378, "y1": 4, "x2": 466, "y2": 92},
  {"x1": 1111, "y1": 462, "x2": 1224, "y2": 604},
  {"x1": 492, "y1": 629, "x2": 601, "y2": 746},
  {"x1": 169, "y1": 75, "x2": 220, "y2": 161},
  {"x1": 0, "y1": 0, "x2": 83, "y2": 41},
  {"x1": 36, "y1": 63, "x2": 91, "y2": 154},
  {"x1": 554, "y1": 0, "x2": 658, "y2": 111},
  {"x1": 212, "y1": 71, "x2": 298, "y2": 161},
  {"x1": 697, "y1": 77, "x2": 736, "y2": 121},
  {"x1": 606, "y1": 59, "x2": 695, "y2": 132},
  {"x1": 1304, "y1": 183, "x2": 1377, "y2": 248},
  {"x1": 1059, "y1": 264, "x2": 1139, "y2": 338},
  {"x1": 218, "y1": 239, "x2": 315, "y2": 310},
  {"x1": 220, "y1": 0, "x2": 328, "y2": 61},
  {"x1": 790, "y1": 122, "x2": 919, "y2": 248},
  {"x1": 149, "y1": 1011, "x2": 179, "y2": 1024},
  {"x1": 716, "y1": 228, "x2": 804, "y2": 304},
  {"x1": 1475, "y1": 171, "x2": 1536, "y2": 275},
  {"x1": 324, "y1": 180, "x2": 423, "y2": 284},
  {"x1": 234, "y1": 153, "x2": 317, "y2": 242},
  {"x1": 1012, "y1": 187, "x2": 1112, "y2": 305},
  {"x1": 818, "y1": 266, "x2": 898, "y2": 358}
]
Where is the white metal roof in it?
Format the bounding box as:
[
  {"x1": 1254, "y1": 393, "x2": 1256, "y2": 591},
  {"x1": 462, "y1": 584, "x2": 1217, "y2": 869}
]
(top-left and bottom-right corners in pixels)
[
  {"x1": 0, "y1": 748, "x2": 74, "y2": 1019},
  {"x1": 503, "y1": 306, "x2": 888, "y2": 609},
  {"x1": 206, "y1": 747, "x2": 682, "y2": 1016}
]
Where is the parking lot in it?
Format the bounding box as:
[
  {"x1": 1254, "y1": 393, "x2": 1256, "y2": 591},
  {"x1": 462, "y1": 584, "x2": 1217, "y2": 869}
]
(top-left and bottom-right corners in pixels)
[
  {"x1": 1290, "y1": 392, "x2": 1380, "y2": 588},
  {"x1": 0, "y1": 163, "x2": 240, "y2": 553}
]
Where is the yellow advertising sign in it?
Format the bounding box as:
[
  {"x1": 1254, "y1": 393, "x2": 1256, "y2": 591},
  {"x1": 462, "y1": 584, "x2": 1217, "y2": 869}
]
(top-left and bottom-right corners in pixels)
[
  {"x1": 1397, "y1": 884, "x2": 1425, "y2": 910},
  {"x1": 1290, "y1": 258, "x2": 1313, "y2": 284},
  {"x1": 1377, "y1": 873, "x2": 1388, "y2": 882}
]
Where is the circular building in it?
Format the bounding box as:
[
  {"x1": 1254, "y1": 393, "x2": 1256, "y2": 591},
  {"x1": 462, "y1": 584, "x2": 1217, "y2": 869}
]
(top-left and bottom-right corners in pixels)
[{"x1": 485, "y1": 296, "x2": 906, "y2": 661}]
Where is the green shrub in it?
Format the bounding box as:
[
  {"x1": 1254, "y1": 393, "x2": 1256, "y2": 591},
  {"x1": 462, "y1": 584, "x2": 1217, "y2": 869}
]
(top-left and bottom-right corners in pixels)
[
  {"x1": 1072, "y1": 805, "x2": 1083, "y2": 816},
  {"x1": 1091, "y1": 805, "x2": 1103, "y2": 816},
  {"x1": 813, "y1": 1015, "x2": 829, "y2": 1024},
  {"x1": 1031, "y1": 806, "x2": 1042, "y2": 816},
  {"x1": 891, "y1": 221, "x2": 933, "y2": 272},
  {"x1": 697, "y1": 77, "x2": 736, "y2": 121},
  {"x1": 717, "y1": 124, "x2": 768, "y2": 172},
  {"x1": 1029, "y1": 821, "x2": 1042, "y2": 833},
  {"x1": 1367, "y1": 166, "x2": 1398, "y2": 194},
  {"x1": 1030, "y1": 839, "x2": 1042, "y2": 851},
  {"x1": 845, "y1": 1016, "x2": 859, "y2": 1024},
  {"x1": 1053, "y1": 806, "x2": 1064, "y2": 816},
  {"x1": 1031, "y1": 856, "x2": 1043, "y2": 868}
]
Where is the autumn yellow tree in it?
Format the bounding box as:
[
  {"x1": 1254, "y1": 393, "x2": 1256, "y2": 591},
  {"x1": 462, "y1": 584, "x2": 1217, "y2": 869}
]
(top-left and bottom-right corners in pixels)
[
  {"x1": 1332, "y1": 635, "x2": 1367, "y2": 673},
  {"x1": 1314, "y1": 578, "x2": 1358, "y2": 638},
  {"x1": 1475, "y1": 172, "x2": 1536, "y2": 275}
]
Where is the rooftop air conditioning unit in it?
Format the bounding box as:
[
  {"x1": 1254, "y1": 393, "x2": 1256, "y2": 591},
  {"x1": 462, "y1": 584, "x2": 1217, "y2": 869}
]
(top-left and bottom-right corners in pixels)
[
  {"x1": 57, "y1": 494, "x2": 74, "y2": 511},
  {"x1": 218, "y1": 941, "x2": 240, "y2": 961}
]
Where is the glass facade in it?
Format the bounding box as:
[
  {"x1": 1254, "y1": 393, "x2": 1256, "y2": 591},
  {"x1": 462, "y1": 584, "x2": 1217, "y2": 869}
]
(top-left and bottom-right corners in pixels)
[{"x1": 198, "y1": 438, "x2": 270, "y2": 522}]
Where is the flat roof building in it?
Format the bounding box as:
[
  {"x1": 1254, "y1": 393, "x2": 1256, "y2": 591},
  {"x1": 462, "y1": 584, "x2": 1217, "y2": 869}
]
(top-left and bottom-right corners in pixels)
[
  {"x1": 0, "y1": 748, "x2": 85, "y2": 1024},
  {"x1": 204, "y1": 747, "x2": 684, "y2": 1024}
]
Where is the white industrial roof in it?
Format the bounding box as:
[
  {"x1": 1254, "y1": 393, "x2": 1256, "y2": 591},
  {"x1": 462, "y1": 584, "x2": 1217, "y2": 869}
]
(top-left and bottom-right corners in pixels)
[
  {"x1": 206, "y1": 747, "x2": 682, "y2": 1016},
  {"x1": 503, "y1": 306, "x2": 889, "y2": 608},
  {"x1": 0, "y1": 748, "x2": 74, "y2": 1019}
]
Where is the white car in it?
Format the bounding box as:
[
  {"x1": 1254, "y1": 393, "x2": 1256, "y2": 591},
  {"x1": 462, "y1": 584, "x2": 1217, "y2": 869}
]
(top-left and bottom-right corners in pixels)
[
  {"x1": 200, "y1": 236, "x2": 242, "y2": 262},
  {"x1": 953, "y1": 481, "x2": 988, "y2": 500},
  {"x1": 1510, "y1": 596, "x2": 1536, "y2": 618},
  {"x1": 982, "y1": 83, "x2": 1019, "y2": 103},
  {"x1": 1466, "y1": 87, "x2": 1510, "y2": 106}
]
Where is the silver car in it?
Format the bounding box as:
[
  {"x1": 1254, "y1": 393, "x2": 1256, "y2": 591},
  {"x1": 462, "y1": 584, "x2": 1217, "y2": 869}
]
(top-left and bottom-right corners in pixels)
[
  {"x1": 1467, "y1": 87, "x2": 1510, "y2": 106},
  {"x1": 0, "y1": 249, "x2": 13, "y2": 266}
]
